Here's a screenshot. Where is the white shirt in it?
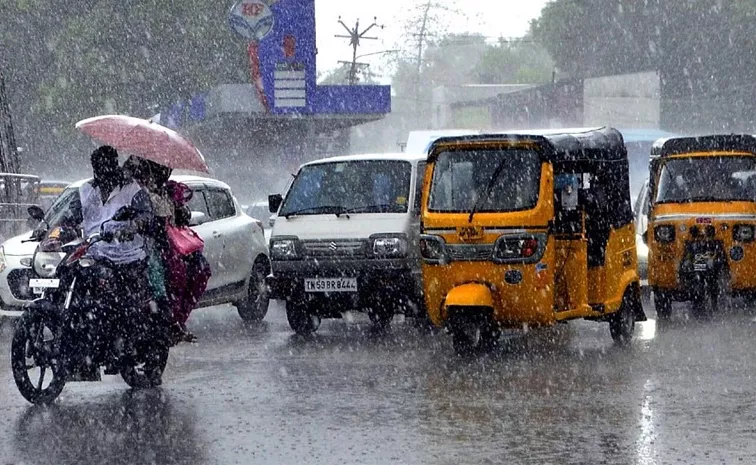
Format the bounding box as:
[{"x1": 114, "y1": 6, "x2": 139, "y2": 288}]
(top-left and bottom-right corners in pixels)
[{"x1": 79, "y1": 180, "x2": 147, "y2": 264}]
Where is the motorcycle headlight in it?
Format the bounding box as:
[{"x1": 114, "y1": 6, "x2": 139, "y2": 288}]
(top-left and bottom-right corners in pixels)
[
  {"x1": 419, "y1": 234, "x2": 449, "y2": 264},
  {"x1": 33, "y1": 251, "x2": 65, "y2": 278},
  {"x1": 654, "y1": 225, "x2": 676, "y2": 243},
  {"x1": 733, "y1": 224, "x2": 755, "y2": 243},
  {"x1": 371, "y1": 235, "x2": 408, "y2": 258},
  {"x1": 0, "y1": 247, "x2": 6, "y2": 273},
  {"x1": 270, "y1": 237, "x2": 299, "y2": 260}
]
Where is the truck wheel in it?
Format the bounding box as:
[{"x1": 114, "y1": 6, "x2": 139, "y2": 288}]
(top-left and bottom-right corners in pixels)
[
  {"x1": 286, "y1": 300, "x2": 320, "y2": 335},
  {"x1": 609, "y1": 289, "x2": 636, "y2": 345},
  {"x1": 367, "y1": 307, "x2": 393, "y2": 329},
  {"x1": 236, "y1": 263, "x2": 270, "y2": 322},
  {"x1": 654, "y1": 290, "x2": 672, "y2": 321}
]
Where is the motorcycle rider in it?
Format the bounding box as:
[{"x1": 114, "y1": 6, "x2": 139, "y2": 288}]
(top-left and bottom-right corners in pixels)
[{"x1": 67, "y1": 146, "x2": 156, "y2": 375}]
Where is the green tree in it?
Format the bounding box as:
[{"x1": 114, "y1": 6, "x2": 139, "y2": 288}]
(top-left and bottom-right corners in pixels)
[{"x1": 473, "y1": 38, "x2": 554, "y2": 85}]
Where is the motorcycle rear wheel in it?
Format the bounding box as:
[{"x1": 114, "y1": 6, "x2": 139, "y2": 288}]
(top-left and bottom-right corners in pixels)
[
  {"x1": 120, "y1": 343, "x2": 169, "y2": 389},
  {"x1": 11, "y1": 316, "x2": 66, "y2": 404}
]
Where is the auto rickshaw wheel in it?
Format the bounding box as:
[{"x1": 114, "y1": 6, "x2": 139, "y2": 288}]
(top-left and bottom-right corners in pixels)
[
  {"x1": 609, "y1": 290, "x2": 636, "y2": 345},
  {"x1": 448, "y1": 309, "x2": 498, "y2": 355},
  {"x1": 654, "y1": 290, "x2": 672, "y2": 321},
  {"x1": 691, "y1": 279, "x2": 717, "y2": 320}
]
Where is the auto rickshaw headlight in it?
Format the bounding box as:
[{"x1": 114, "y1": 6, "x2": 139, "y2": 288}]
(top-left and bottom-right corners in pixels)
[
  {"x1": 654, "y1": 225, "x2": 676, "y2": 243},
  {"x1": 371, "y1": 235, "x2": 408, "y2": 258},
  {"x1": 419, "y1": 235, "x2": 449, "y2": 264},
  {"x1": 733, "y1": 224, "x2": 755, "y2": 243}
]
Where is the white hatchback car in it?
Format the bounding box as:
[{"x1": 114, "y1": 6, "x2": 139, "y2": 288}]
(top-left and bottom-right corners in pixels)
[{"x1": 0, "y1": 175, "x2": 271, "y2": 322}]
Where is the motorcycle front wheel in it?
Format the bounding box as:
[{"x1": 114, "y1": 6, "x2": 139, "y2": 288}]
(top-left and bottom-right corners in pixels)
[{"x1": 11, "y1": 315, "x2": 66, "y2": 404}]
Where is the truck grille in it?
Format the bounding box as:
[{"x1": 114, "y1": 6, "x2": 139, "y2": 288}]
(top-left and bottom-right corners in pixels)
[{"x1": 301, "y1": 240, "x2": 366, "y2": 258}]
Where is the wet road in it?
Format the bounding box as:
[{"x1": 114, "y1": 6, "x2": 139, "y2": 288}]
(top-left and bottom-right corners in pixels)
[{"x1": 0, "y1": 300, "x2": 755, "y2": 465}]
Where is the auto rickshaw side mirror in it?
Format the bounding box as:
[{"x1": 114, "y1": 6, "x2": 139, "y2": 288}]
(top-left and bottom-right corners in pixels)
[
  {"x1": 268, "y1": 193, "x2": 283, "y2": 213},
  {"x1": 27, "y1": 205, "x2": 45, "y2": 221}
]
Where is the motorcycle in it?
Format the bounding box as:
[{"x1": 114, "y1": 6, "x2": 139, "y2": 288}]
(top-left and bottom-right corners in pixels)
[{"x1": 11, "y1": 206, "x2": 171, "y2": 404}]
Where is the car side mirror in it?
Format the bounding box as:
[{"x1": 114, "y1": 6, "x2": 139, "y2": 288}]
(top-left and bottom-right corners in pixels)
[
  {"x1": 189, "y1": 211, "x2": 207, "y2": 226},
  {"x1": 112, "y1": 206, "x2": 138, "y2": 222},
  {"x1": 27, "y1": 205, "x2": 45, "y2": 221},
  {"x1": 268, "y1": 215, "x2": 276, "y2": 228},
  {"x1": 642, "y1": 230, "x2": 648, "y2": 245},
  {"x1": 268, "y1": 194, "x2": 283, "y2": 213}
]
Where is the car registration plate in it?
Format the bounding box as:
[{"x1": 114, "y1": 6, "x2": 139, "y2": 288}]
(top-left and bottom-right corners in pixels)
[
  {"x1": 304, "y1": 277, "x2": 357, "y2": 293},
  {"x1": 30, "y1": 278, "x2": 60, "y2": 294}
]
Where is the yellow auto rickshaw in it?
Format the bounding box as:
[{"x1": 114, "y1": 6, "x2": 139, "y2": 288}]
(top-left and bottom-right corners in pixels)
[
  {"x1": 419, "y1": 127, "x2": 645, "y2": 354},
  {"x1": 646, "y1": 134, "x2": 756, "y2": 320}
]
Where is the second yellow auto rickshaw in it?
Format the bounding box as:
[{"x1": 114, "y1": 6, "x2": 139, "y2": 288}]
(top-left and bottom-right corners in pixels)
[
  {"x1": 419, "y1": 127, "x2": 645, "y2": 354},
  {"x1": 646, "y1": 134, "x2": 756, "y2": 320}
]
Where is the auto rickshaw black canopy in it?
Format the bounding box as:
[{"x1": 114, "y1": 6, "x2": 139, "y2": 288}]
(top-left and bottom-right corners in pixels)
[{"x1": 650, "y1": 134, "x2": 756, "y2": 158}]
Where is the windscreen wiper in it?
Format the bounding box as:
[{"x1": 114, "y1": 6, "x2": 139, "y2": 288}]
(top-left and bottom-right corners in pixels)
[
  {"x1": 283, "y1": 205, "x2": 350, "y2": 219},
  {"x1": 344, "y1": 203, "x2": 399, "y2": 213},
  {"x1": 468, "y1": 158, "x2": 510, "y2": 223}
]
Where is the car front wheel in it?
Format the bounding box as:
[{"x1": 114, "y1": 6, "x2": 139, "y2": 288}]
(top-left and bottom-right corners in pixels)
[{"x1": 236, "y1": 263, "x2": 270, "y2": 322}]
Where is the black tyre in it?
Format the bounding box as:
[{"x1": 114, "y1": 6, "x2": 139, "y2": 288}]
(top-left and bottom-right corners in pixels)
[
  {"x1": 610, "y1": 289, "x2": 637, "y2": 345},
  {"x1": 236, "y1": 263, "x2": 270, "y2": 322},
  {"x1": 654, "y1": 290, "x2": 672, "y2": 321},
  {"x1": 286, "y1": 300, "x2": 321, "y2": 335},
  {"x1": 367, "y1": 307, "x2": 393, "y2": 329},
  {"x1": 449, "y1": 312, "x2": 498, "y2": 356},
  {"x1": 11, "y1": 315, "x2": 66, "y2": 404},
  {"x1": 691, "y1": 279, "x2": 717, "y2": 320},
  {"x1": 120, "y1": 343, "x2": 169, "y2": 389}
]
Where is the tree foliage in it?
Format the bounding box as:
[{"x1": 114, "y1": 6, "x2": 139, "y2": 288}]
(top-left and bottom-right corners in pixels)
[{"x1": 530, "y1": 0, "x2": 756, "y2": 95}]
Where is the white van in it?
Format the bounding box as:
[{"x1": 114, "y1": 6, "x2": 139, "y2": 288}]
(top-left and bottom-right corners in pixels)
[{"x1": 266, "y1": 153, "x2": 427, "y2": 335}]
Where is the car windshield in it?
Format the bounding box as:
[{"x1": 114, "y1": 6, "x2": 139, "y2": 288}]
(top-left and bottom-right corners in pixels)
[
  {"x1": 655, "y1": 156, "x2": 756, "y2": 203},
  {"x1": 42, "y1": 187, "x2": 78, "y2": 228},
  {"x1": 278, "y1": 160, "x2": 412, "y2": 216},
  {"x1": 428, "y1": 149, "x2": 542, "y2": 213}
]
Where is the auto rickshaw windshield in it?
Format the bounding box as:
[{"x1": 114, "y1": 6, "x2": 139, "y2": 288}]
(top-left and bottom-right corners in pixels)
[
  {"x1": 655, "y1": 155, "x2": 756, "y2": 203},
  {"x1": 428, "y1": 149, "x2": 541, "y2": 213}
]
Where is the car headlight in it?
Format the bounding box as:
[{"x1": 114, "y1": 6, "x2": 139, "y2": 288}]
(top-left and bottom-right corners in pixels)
[
  {"x1": 270, "y1": 237, "x2": 299, "y2": 260},
  {"x1": 371, "y1": 235, "x2": 408, "y2": 258},
  {"x1": 654, "y1": 225, "x2": 675, "y2": 243},
  {"x1": 733, "y1": 224, "x2": 755, "y2": 242},
  {"x1": 0, "y1": 246, "x2": 6, "y2": 274},
  {"x1": 419, "y1": 234, "x2": 449, "y2": 264},
  {"x1": 33, "y1": 251, "x2": 65, "y2": 278}
]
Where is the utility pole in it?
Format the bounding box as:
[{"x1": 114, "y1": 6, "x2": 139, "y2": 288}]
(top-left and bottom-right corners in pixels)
[
  {"x1": 0, "y1": 70, "x2": 19, "y2": 174},
  {"x1": 413, "y1": 1, "x2": 432, "y2": 119},
  {"x1": 335, "y1": 16, "x2": 383, "y2": 85}
]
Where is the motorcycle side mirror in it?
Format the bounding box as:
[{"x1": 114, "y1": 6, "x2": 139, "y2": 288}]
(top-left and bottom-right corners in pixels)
[
  {"x1": 27, "y1": 205, "x2": 45, "y2": 221},
  {"x1": 189, "y1": 211, "x2": 207, "y2": 226},
  {"x1": 268, "y1": 193, "x2": 283, "y2": 213},
  {"x1": 112, "y1": 206, "x2": 138, "y2": 222}
]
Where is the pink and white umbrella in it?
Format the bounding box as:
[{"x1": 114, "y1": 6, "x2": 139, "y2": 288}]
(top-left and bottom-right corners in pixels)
[{"x1": 75, "y1": 115, "x2": 209, "y2": 173}]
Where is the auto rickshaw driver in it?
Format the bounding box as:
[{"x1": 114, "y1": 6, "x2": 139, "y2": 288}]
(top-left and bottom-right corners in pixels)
[
  {"x1": 646, "y1": 134, "x2": 756, "y2": 320},
  {"x1": 419, "y1": 127, "x2": 645, "y2": 355}
]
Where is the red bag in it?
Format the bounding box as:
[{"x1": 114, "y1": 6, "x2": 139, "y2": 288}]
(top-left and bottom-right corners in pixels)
[{"x1": 167, "y1": 224, "x2": 204, "y2": 255}]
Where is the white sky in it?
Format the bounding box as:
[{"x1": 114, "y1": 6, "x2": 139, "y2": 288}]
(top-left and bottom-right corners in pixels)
[{"x1": 314, "y1": 0, "x2": 550, "y2": 82}]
